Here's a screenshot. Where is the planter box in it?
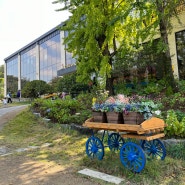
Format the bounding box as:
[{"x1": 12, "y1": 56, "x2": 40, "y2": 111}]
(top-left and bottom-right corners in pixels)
[
  {"x1": 123, "y1": 112, "x2": 144, "y2": 125},
  {"x1": 92, "y1": 111, "x2": 107, "y2": 123},
  {"x1": 106, "y1": 112, "x2": 124, "y2": 124}
]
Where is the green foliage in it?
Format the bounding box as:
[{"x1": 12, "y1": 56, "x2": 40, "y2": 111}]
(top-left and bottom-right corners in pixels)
[
  {"x1": 0, "y1": 65, "x2": 4, "y2": 78},
  {"x1": 161, "y1": 92, "x2": 185, "y2": 112},
  {"x1": 165, "y1": 86, "x2": 174, "y2": 96},
  {"x1": 57, "y1": 0, "x2": 144, "y2": 94},
  {"x1": 76, "y1": 93, "x2": 94, "y2": 110},
  {"x1": 30, "y1": 95, "x2": 92, "y2": 125},
  {"x1": 49, "y1": 77, "x2": 61, "y2": 92},
  {"x1": 114, "y1": 82, "x2": 133, "y2": 96},
  {"x1": 165, "y1": 110, "x2": 185, "y2": 138},
  {"x1": 0, "y1": 77, "x2": 4, "y2": 98},
  {"x1": 177, "y1": 80, "x2": 185, "y2": 93},
  {"x1": 57, "y1": 73, "x2": 89, "y2": 96},
  {"x1": 166, "y1": 142, "x2": 185, "y2": 160},
  {"x1": 175, "y1": 110, "x2": 185, "y2": 122},
  {"x1": 22, "y1": 80, "x2": 53, "y2": 99}
]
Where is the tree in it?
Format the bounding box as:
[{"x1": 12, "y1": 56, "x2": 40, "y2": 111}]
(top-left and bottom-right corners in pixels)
[
  {"x1": 21, "y1": 80, "x2": 52, "y2": 99},
  {"x1": 57, "y1": 73, "x2": 89, "y2": 95},
  {"x1": 0, "y1": 65, "x2": 4, "y2": 97},
  {"x1": 53, "y1": 0, "x2": 135, "y2": 95},
  {"x1": 154, "y1": 0, "x2": 181, "y2": 90},
  {"x1": 115, "y1": 0, "x2": 182, "y2": 90},
  {"x1": 0, "y1": 65, "x2": 4, "y2": 78},
  {"x1": 54, "y1": 0, "x2": 182, "y2": 93}
]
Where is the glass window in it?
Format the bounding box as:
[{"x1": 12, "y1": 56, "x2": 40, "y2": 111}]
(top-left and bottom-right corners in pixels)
[
  {"x1": 6, "y1": 56, "x2": 18, "y2": 93},
  {"x1": 176, "y1": 30, "x2": 185, "y2": 79},
  {"x1": 64, "y1": 31, "x2": 76, "y2": 67},
  {"x1": 39, "y1": 32, "x2": 61, "y2": 83},
  {"x1": 20, "y1": 46, "x2": 36, "y2": 89}
]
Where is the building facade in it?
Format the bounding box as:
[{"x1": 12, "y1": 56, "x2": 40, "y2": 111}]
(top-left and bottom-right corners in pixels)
[{"x1": 4, "y1": 23, "x2": 75, "y2": 96}]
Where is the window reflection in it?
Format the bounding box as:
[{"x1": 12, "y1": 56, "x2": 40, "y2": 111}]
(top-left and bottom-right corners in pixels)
[
  {"x1": 64, "y1": 31, "x2": 76, "y2": 67},
  {"x1": 7, "y1": 57, "x2": 18, "y2": 93},
  {"x1": 20, "y1": 46, "x2": 36, "y2": 89},
  {"x1": 40, "y1": 32, "x2": 61, "y2": 83},
  {"x1": 176, "y1": 30, "x2": 185, "y2": 79}
]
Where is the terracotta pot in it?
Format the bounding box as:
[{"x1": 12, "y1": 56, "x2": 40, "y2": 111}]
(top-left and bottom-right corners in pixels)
[
  {"x1": 106, "y1": 112, "x2": 124, "y2": 124},
  {"x1": 123, "y1": 112, "x2": 144, "y2": 125},
  {"x1": 92, "y1": 111, "x2": 107, "y2": 123}
]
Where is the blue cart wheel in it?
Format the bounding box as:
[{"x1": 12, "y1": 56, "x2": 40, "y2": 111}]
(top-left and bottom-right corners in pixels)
[
  {"x1": 120, "y1": 142, "x2": 146, "y2": 173},
  {"x1": 86, "y1": 136, "x2": 104, "y2": 160},
  {"x1": 108, "y1": 133, "x2": 124, "y2": 151},
  {"x1": 141, "y1": 139, "x2": 166, "y2": 160}
]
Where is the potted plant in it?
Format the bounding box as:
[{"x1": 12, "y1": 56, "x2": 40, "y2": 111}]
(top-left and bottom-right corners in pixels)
[
  {"x1": 91, "y1": 90, "x2": 109, "y2": 123},
  {"x1": 123, "y1": 100, "x2": 161, "y2": 124},
  {"x1": 103, "y1": 95, "x2": 128, "y2": 124},
  {"x1": 105, "y1": 102, "x2": 124, "y2": 124},
  {"x1": 123, "y1": 103, "x2": 145, "y2": 124},
  {"x1": 91, "y1": 103, "x2": 107, "y2": 122}
]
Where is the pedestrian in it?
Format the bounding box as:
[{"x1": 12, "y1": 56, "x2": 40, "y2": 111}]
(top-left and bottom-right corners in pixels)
[
  {"x1": 17, "y1": 90, "x2": 21, "y2": 101},
  {"x1": 7, "y1": 92, "x2": 12, "y2": 103},
  {"x1": 2, "y1": 97, "x2": 7, "y2": 105},
  {"x1": 61, "y1": 91, "x2": 66, "y2": 99}
]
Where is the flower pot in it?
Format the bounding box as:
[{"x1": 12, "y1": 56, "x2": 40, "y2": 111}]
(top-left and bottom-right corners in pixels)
[
  {"x1": 106, "y1": 112, "x2": 124, "y2": 124},
  {"x1": 123, "y1": 112, "x2": 144, "y2": 125},
  {"x1": 92, "y1": 111, "x2": 107, "y2": 123}
]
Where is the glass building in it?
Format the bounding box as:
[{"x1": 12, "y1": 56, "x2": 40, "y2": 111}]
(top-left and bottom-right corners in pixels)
[{"x1": 4, "y1": 23, "x2": 75, "y2": 96}]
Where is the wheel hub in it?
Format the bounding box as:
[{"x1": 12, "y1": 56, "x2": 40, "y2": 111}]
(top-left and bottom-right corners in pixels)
[
  {"x1": 91, "y1": 145, "x2": 98, "y2": 153},
  {"x1": 128, "y1": 152, "x2": 137, "y2": 161},
  {"x1": 150, "y1": 145, "x2": 157, "y2": 153}
]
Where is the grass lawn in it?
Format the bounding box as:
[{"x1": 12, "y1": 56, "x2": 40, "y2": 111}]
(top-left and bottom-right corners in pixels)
[{"x1": 0, "y1": 109, "x2": 184, "y2": 185}]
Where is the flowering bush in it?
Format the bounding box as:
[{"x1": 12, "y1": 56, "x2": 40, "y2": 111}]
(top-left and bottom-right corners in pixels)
[{"x1": 92, "y1": 94, "x2": 129, "y2": 113}]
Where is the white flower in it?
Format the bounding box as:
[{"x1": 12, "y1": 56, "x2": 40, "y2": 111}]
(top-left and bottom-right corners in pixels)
[{"x1": 154, "y1": 110, "x2": 161, "y2": 115}]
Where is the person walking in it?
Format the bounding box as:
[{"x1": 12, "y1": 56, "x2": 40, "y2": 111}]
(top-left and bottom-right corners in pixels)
[
  {"x1": 7, "y1": 92, "x2": 12, "y2": 103},
  {"x1": 17, "y1": 90, "x2": 21, "y2": 101}
]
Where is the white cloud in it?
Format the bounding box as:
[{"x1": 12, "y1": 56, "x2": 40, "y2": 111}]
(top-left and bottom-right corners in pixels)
[{"x1": 0, "y1": 0, "x2": 71, "y2": 65}]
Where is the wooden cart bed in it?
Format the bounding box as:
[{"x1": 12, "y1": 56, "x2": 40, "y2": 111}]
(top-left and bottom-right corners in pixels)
[{"x1": 83, "y1": 117, "x2": 166, "y2": 141}]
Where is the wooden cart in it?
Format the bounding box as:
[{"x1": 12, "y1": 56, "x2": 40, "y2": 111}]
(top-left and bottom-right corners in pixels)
[{"x1": 83, "y1": 117, "x2": 166, "y2": 173}]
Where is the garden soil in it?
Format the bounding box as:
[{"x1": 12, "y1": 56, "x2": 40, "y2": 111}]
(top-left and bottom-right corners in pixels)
[{"x1": 0, "y1": 106, "x2": 102, "y2": 185}]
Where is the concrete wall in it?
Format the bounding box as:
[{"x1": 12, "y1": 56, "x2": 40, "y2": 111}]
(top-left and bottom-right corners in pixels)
[{"x1": 168, "y1": 11, "x2": 185, "y2": 79}]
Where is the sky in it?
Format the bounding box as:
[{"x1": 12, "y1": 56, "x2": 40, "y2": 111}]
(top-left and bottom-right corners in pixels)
[{"x1": 0, "y1": 0, "x2": 71, "y2": 66}]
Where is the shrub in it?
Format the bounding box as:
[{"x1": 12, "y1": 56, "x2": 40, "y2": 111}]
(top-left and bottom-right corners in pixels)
[
  {"x1": 165, "y1": 110, "x2": 185, "y2": 138},
  {"x1": 30, "y1": 96, "x2": 91, "y2": 125}
]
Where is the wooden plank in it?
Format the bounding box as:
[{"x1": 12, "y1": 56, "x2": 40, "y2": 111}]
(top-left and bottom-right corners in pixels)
[
  {"x1": 83, "y1": 117, "x2": 166, "y2": 134},
  {"x1": 83, "y1": 120, "x2": 145, "y2": 133},
  {"x1": 140, "y1": 117, "x2": 166, "y2": 130},
  {"x1": 121, "y1": 133, "x2": 165, "y2": 141}
]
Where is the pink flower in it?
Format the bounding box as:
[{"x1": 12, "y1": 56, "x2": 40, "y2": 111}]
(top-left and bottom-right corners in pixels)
[
  {"x1": 105, "y1": 96, "x2": 116, "y2": 104},
  {"x1": 116, "y1": 94, "x2": 130, "y2": 104}
]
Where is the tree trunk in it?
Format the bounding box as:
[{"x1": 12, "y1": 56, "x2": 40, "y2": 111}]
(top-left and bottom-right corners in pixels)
[
  {"x1": 156, "y1": 0, "x2": 177, "y2": 91},
  {"x1": 106, "y1": 76, "x2": 114, "y2": 95}
]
